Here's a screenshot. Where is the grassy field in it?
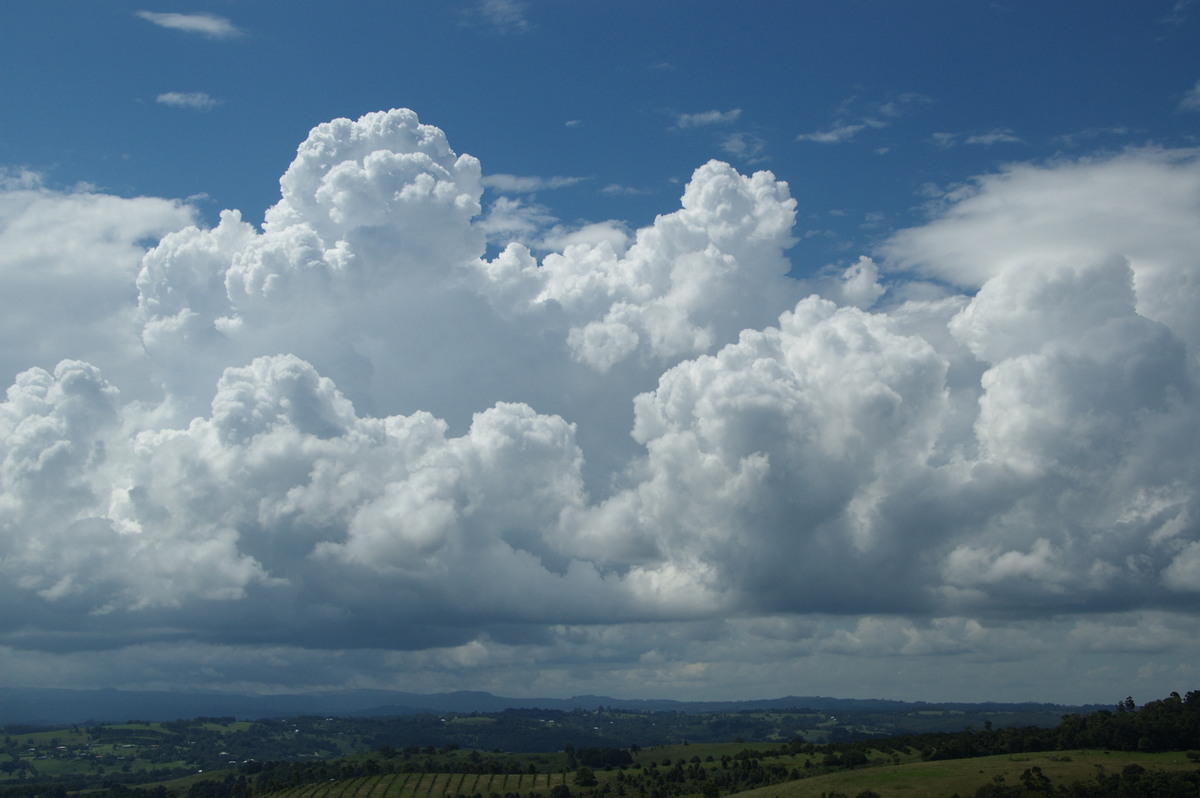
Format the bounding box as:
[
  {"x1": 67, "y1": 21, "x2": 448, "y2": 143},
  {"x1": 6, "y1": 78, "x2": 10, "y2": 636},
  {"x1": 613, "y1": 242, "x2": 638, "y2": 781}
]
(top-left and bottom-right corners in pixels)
[{"x1": 734, "y1": 750, "x2": 1199, "y2": 798}]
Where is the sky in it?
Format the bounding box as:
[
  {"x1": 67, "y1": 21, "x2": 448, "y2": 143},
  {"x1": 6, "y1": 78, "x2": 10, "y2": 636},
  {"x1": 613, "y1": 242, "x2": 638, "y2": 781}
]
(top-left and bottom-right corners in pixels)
[{"x1": 1, "y1": 1, "x2": 1199, "y2": 707}]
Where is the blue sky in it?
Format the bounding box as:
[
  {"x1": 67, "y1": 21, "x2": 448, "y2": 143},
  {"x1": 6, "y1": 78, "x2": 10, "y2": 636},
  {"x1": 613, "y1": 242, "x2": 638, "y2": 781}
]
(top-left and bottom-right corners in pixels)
[
  {"x1": 1, "y1": 1, "x2": 1200, "y2": 705},
  {"x1": 8, "y1": 2, "x2": 1197, "y2": 263}
]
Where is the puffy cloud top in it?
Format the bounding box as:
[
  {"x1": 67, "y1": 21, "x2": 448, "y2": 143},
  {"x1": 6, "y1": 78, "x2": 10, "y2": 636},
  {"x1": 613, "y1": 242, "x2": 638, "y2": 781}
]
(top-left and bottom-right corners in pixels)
[{"x1": 479, "y1": 160, "x2": 800, "y2": 371}]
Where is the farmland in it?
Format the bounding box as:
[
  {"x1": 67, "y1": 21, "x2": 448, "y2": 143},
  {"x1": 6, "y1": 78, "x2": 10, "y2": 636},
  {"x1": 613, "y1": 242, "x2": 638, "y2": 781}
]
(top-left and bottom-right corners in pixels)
[
  {"x1": 0, "y1": 691, "x2": 1197, "y2": 798},
  {"x1": 253, "y1": 748, "x2": 1200, "y2": 798}
]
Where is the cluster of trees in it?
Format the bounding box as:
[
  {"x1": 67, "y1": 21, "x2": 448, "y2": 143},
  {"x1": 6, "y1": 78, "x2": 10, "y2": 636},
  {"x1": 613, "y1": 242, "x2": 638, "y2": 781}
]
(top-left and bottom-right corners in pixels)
[
  {"x1": 359, "y1": 709, "x2": 794, "y2": 753},
  {"x1": 968, "y1": 763, "x2": 1200, "y2": 798},
  {"x1": 566, "y1": 746, "x2": 635, "y2": 770},
  {"x1": 848, "y1": 691, "x2": 1200, "y2": 763},
  {"x1": 1056, "y1": 693, "x2": 1200, "y2": 752},
  {"x1": 610, "y1": 752, "x2": 797, "y2": 798}
]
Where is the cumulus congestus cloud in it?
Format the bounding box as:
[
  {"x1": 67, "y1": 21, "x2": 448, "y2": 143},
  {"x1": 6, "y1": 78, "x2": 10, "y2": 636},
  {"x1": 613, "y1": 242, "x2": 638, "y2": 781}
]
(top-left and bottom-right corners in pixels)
[{"x1": 2, "y1": 109, "x2": 1199, "y2": 695}]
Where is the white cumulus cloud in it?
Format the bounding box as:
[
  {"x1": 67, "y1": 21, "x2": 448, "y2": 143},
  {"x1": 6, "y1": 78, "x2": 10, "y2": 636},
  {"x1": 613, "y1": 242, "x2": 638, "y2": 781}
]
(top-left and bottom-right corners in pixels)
[{"x1": 2, "y1": 109, "x2": 1199, "y2": 699}]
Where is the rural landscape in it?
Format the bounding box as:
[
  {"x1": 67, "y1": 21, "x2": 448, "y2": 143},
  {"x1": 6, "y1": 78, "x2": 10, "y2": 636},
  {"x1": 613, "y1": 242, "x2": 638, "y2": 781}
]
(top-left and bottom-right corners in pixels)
[{"x1": 1, "y1": 690, "x2": 1197, "y2": 798}]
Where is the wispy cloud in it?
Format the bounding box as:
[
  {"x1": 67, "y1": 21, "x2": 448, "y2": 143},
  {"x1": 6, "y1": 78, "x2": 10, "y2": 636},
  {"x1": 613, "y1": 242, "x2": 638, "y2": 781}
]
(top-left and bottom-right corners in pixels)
[
  {"x1": 929, "y1": 132, "x2": 957, "y2": 149},
  {"x1": 673, "y1": 109, "x2": 763, "y2": 162},
  {"x1": 1051, "y1": 126, "x2": 1133, "y2": 147},
  {"x1": 135, "y1": 11, "x2": 243, "y2": 39},
  {"x1": 1161, "y1": 0, "x2": 1197, "y2": 27},
  {"x1": 601, "y1": 184, "x2": 651, "y2": 196},
  {"x1": 797, "y1": 122, "x2": 875, "y2": 144},
  {"x1": 966, "y1": 128, "x2": 1023, "y2": 146},
  {"x1": 674, "y1": 109, "x2": 742, "y2": 129},
  {"x1": 156, "y1": 92, "x2": 221, "y2": 111},
  {"x1": 481, "y1": 174, "x2": 586, "y2": 193},
  {"x1": 797, "y1": 93, "x2": 930, "y2": 144},
  {"x1": 1179, "y1": 79, "x2": 1200, "y2": 112},
  {"x1": 719, "y1": 131, "x2": 767, "y2": 162},
  {"x1": 932, "y1": 128, "x2": 1023, "y2": 148},
  {"x1": 471, "y1": 0, "x2": 531, "y2": 33}
]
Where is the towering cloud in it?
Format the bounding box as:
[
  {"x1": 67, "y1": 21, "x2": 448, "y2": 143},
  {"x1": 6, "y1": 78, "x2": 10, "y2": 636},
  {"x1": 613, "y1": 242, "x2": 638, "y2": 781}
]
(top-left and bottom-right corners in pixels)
[
  {"x1": 1, "y1": 110, "x2": 1198, "y2": 698},
  {"x1": 478, "y1": 160, "x2": 801, "y2": 372}
]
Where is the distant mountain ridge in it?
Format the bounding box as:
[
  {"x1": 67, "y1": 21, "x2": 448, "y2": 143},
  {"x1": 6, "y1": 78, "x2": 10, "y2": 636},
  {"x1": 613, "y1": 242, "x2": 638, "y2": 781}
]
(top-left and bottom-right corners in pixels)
[{"x1": 0, "y1": 686, "x2": 1099, "y2": 727}]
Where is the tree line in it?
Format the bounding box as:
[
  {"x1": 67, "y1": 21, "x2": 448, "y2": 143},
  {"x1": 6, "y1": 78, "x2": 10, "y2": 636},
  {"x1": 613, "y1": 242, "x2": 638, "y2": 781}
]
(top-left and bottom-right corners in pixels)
[{"x1": 852, "y1": 691, "x2": 1200, "y2": 762}]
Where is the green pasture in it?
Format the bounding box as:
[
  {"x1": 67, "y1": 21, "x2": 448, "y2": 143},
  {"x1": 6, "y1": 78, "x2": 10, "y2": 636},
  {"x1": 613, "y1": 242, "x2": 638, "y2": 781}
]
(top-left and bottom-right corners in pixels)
[
  {"x1": 5, "y1": 728, "x2": 90, "y2": 747},
  {"x1": 735, "y1": 750, "x2": 1200, "y2": 798},
  {"x1": 446, "y1": 717, "x2": 498, "y2": 726},
  {"x1": 196, "y1": 720, "x2": 255, "y2": 732}
]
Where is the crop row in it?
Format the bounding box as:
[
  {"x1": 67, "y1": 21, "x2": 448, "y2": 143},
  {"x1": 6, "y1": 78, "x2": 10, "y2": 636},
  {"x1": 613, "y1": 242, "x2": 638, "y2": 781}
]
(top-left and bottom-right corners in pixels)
[{"x1": 270, "y1": 769, "x2": 571, "y2": 798}]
